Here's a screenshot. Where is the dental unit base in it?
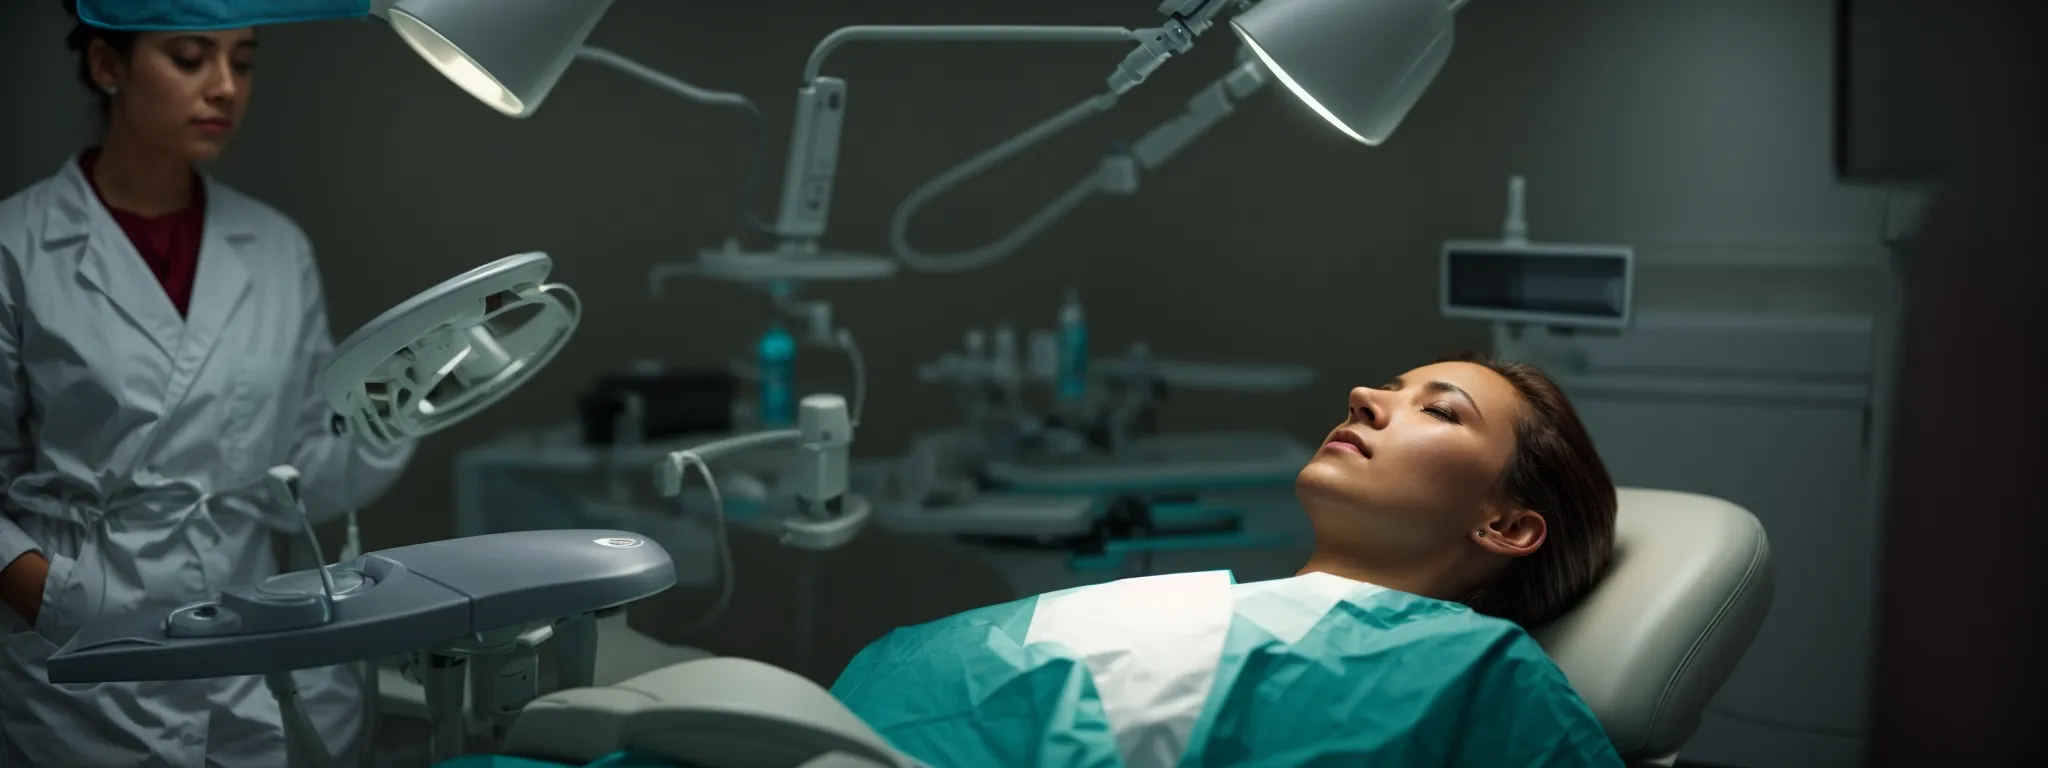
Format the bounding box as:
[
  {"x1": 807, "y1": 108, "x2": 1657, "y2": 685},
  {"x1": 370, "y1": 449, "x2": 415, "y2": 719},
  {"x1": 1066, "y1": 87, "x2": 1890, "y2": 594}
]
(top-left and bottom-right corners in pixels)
[{"x1": 46, "y1": 530, "x2": 679, "y2": 766}]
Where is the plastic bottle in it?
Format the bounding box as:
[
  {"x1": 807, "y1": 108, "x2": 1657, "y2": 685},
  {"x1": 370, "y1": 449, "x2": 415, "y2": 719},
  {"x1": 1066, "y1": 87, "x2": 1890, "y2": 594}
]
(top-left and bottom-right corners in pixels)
[
  {"x1": 758, "y1": 322, "x2": 796, "y2": 427},
  {"x1": 1057, "y1": 289, "x2": 1089, "y2": 403}
]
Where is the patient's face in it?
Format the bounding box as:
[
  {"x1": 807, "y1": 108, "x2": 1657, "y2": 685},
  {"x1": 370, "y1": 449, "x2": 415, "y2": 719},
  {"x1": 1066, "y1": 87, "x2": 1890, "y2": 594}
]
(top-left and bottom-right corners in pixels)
[{"x1": 1295, "y1": 362, "x2": 1524, "y2": 552}]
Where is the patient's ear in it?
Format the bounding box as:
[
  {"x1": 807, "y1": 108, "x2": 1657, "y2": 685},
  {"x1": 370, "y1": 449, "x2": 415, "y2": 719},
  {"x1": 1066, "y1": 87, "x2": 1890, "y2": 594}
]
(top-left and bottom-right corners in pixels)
[{"x1": 1475, "y1": 506, "x2": 1545, "y2": 557}]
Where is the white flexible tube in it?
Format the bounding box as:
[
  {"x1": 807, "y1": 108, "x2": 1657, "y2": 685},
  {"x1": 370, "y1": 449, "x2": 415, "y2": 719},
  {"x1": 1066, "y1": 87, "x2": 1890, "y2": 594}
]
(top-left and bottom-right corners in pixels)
[
  {"x1": 668, "y1": 451, "x2": 735, "y2": 637},
  {"x1": 802, "y1": 26, "x2": 1140, "y2": 84},
  {"x1": 889, "y1": 93, "x2": 1119, "y2": 273},
  {"x1": 833, "y1": 329, "x2": 867, "y2": 427},
  {"x1": 576, "y1": 46, "x2": 779, "y2": 236}
]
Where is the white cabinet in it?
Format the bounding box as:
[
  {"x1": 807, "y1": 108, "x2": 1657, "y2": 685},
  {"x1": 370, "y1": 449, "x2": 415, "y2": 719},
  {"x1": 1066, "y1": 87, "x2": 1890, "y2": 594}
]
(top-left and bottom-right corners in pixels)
[{"x1": 1500, "y1": 310, "x2": 1882, "y2": 767}]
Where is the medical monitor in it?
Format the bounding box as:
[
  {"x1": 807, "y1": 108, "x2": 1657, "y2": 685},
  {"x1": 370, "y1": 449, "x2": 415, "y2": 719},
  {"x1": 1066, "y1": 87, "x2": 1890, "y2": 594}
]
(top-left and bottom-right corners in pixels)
[{"x1": 1439, "y1": 241, "x2": 1634, "y2": 331}]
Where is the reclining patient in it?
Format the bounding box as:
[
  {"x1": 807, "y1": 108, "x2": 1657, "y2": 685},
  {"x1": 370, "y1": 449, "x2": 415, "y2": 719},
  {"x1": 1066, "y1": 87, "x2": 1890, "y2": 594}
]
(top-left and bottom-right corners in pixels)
[{"x1": 830, "y1": 352, "x2": 1626, "y2": 767}]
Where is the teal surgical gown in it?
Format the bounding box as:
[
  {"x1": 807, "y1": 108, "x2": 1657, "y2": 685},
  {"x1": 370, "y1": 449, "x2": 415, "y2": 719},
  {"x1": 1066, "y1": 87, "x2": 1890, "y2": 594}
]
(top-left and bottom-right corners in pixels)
[{"x1": 829, "y1": 570, "x2": 1624, "y2": 768}]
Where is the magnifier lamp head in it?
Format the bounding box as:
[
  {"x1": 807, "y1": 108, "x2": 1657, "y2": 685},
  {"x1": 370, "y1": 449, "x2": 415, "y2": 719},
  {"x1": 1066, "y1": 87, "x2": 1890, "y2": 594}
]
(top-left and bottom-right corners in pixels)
[
  {"x1": 1231, "y1": 0, "x2": 1457, "y2": 145},
  {"x1": 324, "y1": 252, "x2": 581, "y2": 449},
  {"x1": 378, "y1": 0, "x2": 615, "y2": 118}
]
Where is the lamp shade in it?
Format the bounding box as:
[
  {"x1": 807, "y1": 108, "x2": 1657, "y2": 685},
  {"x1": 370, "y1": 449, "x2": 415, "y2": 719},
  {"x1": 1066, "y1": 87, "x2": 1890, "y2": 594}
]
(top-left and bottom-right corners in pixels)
[
  {"x1": 383, "y1": 0, "x2": 616, "y2": 118},
  {"x1": 1231, "y1": 0, "x2": 1456, "y2": 145}
]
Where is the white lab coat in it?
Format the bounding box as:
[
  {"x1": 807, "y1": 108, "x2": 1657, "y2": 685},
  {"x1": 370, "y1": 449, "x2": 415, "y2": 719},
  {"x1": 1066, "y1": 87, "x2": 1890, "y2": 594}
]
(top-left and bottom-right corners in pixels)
[{"x1": 0, "y1": 157, "x2": 416, "y2": 767}]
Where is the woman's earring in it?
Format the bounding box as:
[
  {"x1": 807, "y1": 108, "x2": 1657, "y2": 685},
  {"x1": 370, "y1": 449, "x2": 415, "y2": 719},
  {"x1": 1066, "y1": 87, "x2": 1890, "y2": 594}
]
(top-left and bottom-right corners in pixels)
[
  {"x1": 102, "y1": 84, "x2": 118, "y2": 96},
  {"x1": 1476, "y1": 530, "x2": 1488, "y2": 538}
]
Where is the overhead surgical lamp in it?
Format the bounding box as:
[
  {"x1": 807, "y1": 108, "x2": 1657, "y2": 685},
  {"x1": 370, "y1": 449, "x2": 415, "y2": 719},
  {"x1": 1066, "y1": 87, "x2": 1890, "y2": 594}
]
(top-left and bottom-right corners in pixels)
[
  {"x1": 373, "y1": 0, "x2": 613, "y2": 119},
  {"x1": 1233, "y1": 0, "x2": 1460, "y2": 144},
  {"x1": 370, "y1": 0, "x2": 1468, "y2": 282}
]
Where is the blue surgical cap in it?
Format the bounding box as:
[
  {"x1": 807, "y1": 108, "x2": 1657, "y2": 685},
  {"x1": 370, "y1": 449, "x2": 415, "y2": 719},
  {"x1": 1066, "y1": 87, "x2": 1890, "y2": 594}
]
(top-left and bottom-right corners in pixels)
[{"x1": 76, "y1": 0, "x2": 371, "y2": 31}]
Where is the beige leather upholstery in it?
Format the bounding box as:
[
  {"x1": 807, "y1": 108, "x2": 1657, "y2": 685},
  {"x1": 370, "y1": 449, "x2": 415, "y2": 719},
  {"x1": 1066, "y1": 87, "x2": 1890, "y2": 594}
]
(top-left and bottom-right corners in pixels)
[
  {"x1": 1532, "y1": 488, "x2": 1775, "y2": 764},
  {"x1": 501, "y1": 487, "x2": 1774, "y2": 767}
]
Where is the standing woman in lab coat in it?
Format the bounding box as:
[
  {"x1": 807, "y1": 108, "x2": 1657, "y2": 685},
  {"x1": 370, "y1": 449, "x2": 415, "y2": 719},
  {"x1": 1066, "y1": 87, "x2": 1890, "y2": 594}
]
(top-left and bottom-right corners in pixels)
[{"x1": 0, "y1": 5, "x2": 415, "y2": 766}]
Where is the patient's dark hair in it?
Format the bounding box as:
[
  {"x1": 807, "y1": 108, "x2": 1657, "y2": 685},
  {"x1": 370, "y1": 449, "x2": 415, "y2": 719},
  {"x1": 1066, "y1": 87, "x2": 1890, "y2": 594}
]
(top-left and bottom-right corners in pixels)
[
  {"x1": 1442, "y1": 351, "x2": 1617, "y2": 629},
  {"x1": 62, "y1": 0, "x2": 139, "y2": 119}
]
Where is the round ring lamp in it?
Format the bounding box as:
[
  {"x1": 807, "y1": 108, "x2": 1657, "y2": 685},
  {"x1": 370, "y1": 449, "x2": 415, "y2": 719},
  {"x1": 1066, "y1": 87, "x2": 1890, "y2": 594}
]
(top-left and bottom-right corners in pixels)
[{"x1": 323, "y1": 252, "x2": 582, "y2": 448}]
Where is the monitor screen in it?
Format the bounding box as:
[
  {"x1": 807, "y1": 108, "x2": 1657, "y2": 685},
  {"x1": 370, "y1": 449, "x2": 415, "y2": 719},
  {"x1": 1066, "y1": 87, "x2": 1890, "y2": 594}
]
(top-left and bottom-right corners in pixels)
[
  {"x1": 1440, "y1": 242, "x2": 1633, "y2": 331},
  {"x1": 1446, "y1": 251, "x2": 1626, "y2": 320}
]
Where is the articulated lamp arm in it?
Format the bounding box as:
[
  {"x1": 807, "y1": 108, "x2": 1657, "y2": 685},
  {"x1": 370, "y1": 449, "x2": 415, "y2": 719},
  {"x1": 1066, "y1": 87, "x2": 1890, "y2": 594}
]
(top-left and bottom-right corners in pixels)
[
  {"x1": 869, "y1": 0, "x2": 1264, "y2": 274},
  {"x1": 773, "y1": 2, "x2": 1248, "y2": 247},
  {"x1": 888, "y1": 50, "x2": 1271, "y2": 274},
  {"x1": 1121, "y1": 51, "x2": 1271, "y2": 174},
  {"x1": 772, "y1": 25, "x2": 1167, "y2": 247},
  {"x1": 884, "y1": 0, "x2": 1473, "y2": 274}
]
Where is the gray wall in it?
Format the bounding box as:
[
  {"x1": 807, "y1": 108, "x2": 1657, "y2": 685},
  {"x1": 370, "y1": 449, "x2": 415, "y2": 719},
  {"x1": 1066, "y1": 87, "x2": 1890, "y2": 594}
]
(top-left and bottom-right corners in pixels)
[{"x1": 0, "y1": 0, "x2": 1885, "y2": 680}]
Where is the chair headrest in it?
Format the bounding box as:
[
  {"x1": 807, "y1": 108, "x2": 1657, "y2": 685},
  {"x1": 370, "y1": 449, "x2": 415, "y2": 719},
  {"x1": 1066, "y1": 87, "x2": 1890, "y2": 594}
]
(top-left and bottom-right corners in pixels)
[
  {"x1": 504, "y1": 657, "x2": 914, "y2": 768},
  {"x1": 1531, "y1": 488, "x2": 1775, "y2": 759}
]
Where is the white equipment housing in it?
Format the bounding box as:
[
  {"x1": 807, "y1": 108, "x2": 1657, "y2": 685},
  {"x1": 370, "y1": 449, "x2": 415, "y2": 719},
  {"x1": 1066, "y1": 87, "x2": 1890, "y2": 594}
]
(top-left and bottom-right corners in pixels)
[{"x1": 324, "y1": 252, "x2": 580, "y2": 448}]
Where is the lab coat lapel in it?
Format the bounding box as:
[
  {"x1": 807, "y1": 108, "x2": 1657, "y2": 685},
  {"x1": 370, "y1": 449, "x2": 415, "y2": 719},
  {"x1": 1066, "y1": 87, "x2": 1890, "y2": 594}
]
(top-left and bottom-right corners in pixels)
[
  {"x1": 47, "y1": 161, "x2": 184, "y2": 359},
  {"x1": 162, "y1": 175, "x2": 254, "y2": 415}
]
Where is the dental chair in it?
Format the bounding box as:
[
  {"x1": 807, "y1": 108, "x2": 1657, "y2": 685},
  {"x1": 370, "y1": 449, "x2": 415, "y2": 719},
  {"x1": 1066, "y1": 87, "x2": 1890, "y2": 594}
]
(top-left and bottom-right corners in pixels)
[{"x1": 477, "y1": 488, "x2": 1774, "y2": 768}]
